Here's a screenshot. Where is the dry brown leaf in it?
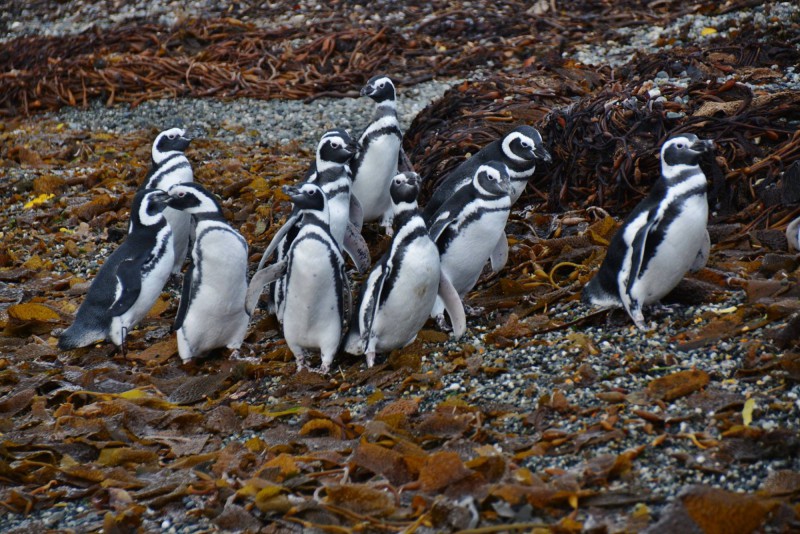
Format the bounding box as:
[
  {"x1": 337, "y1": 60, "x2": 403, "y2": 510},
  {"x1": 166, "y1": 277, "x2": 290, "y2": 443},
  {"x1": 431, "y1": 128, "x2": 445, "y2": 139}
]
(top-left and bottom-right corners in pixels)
[
  {"x1": 7, "y1": 302, "x2": 60, "y2": 322},
  {"x1": 325, "y1": 483, "x2": 395, "y2": 516},
  {"x1": 352, "y1": 442, "x2": 414, "y2": 486},
  {"x1": 418, "y1": 451, "x2": 472, "y2": 492},
  {"x1": 646, "y1": 369, "x2": 710, "y2": 401}
]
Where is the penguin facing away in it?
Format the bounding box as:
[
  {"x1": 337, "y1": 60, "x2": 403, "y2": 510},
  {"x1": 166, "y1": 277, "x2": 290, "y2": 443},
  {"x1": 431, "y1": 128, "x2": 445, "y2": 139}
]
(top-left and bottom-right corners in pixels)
[
  {"x1": 582, "y1": 134, "x2": 714, "y2": 329},
  {"x1": 166, "y1": 183, "x2": 251, "y2": 362},
  {"x1": 345, "y1": 172, "x2": 466, "y2": 367},
  {"x1": 280, "y1": 183, "x2": 351, "y2": 373},
  {"x1": 58, "y1": 189, "x2": 174, "y2": 351},
  {"x1": 140, "y1": 127, "x2": 194, "y2": 275},
  {"x1": 350, "y1": 75, "x2": 403, "y2": 229},
  {"x1": 428, "y1": 162, "x2": 513, "y2": 322}
]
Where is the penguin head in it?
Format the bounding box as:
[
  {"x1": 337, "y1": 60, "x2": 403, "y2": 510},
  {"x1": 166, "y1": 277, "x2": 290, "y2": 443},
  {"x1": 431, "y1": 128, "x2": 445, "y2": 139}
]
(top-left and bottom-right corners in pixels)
[
  {"x1": 132, "y1": 188, "x2": 170, "y2": 228},
  {"x1": 317, "y1": 129, "x2": 356, "y2": 167},
  {"x1": 474, "y1": 162, "x2": 512, "y2": 197},
  {"x1": 167, "y1": 183, "x2": 223, "y2": 215},
  {"x1": 502, "y1": 125, "x2": 552, "y2": 165},
  {"x1": 360, "y1": 75, "x2": 396, "y2": 104},
  {"x1": 152, "y1": 128, "x2": 191, "y2": 163},
  {"x1": 661, "y1": 134, "x2": 714, "y2": 168},
  {"x1": 284, "y1": 183, "x2": 327, "y2": 212},
  {"x1": 389, "y1": 172, "x2": 421, "y2": 205}
]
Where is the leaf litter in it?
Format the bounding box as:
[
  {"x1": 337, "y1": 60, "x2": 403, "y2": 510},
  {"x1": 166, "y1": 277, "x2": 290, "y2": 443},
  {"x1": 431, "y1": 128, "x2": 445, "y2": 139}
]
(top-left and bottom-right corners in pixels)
[{"x1": 1, "y1": 0, "x2": 800, "y2": 532}]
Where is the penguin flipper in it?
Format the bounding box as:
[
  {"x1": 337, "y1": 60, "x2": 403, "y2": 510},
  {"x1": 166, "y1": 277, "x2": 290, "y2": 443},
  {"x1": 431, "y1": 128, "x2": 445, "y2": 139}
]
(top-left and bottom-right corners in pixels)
[
  {"x1": 257, "y1": 212, "x2": 300, "y2": 270},
  {"x1": 398, "y1": 146, "x2": 415, "y2": 174},
  {"x1": 108, "y1": 258, "x2": 145, "y2": 316},
  {"x1": 489, "y1": 234, "x2": 509, "y2": 273},
  {"x1": 343, "y1": 223, "x2": 371, "y2": 274},
  {"x1": 349, "y1": 195, "x2": 364, "y2": 233},
  {"x1": 427, "y1": 210, "x2": 456, "y2": 243},
  {"x1": 173, "y1": 261, "x2": 195, "y2": 331},
  {"x1": 690, "y1": 230, "x2": 711, "y2": 273},
  {"x1": 245, "y1": 260, "x2": 287, "y2": 316},
  {"x1": 438, "y1": 271, "x2": 466, "y2": 339},
  {"x1": 787, "y1": 218, "x2": 800, "y2": 252},
  {"x1": 340, "y1": 263, "x2": 353, "y2": 348},
  {"x1": 621, "y1": 213, "x2": 658, "y2": 326}
]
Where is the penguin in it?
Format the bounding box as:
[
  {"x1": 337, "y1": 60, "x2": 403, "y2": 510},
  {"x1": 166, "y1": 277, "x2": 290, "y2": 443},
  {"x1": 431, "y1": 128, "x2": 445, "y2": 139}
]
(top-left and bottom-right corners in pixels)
[
  {"x1": 345, "y1": 172, "x2": 466, "y2": 367},
  {"x1": 422, "y1": 125, "x2": 551, "y2": 273},
  {"x1": 582, "y1": 134, "x2": 714, "y2": 330},
  {"x1": 279, "y1": 183, "x2": 351, "y2": 373},
  {"x1": 786, "y1": 217, "x2": 800, "y2": 252},
  {"x1": 350, "y1": 75, "x2": 403, "y2": 230},
  {"x1": 427, "y1": 162, "x2": 513, "y2": 323},
  {"x1": 165, "y1": 183, "x2": 251, "y2": 362},
  {"x1": 58, "y1": 189, "x2": 174, "y2": 351},
  {"x1": 255, "y1": 130, "x2": 369, "y2": 318},
  {"x1": 140, "y1": 127, "x2": 194, "y2": 275}
]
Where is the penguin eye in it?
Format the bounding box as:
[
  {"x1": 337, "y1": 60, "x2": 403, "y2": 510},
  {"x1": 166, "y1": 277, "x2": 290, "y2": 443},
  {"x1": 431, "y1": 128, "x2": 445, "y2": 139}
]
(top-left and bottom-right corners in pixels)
[
  {"x1": 308, "y1": 189, "x2": 317, "y2": 196},
  {"x1": 177, "y1": 191, "x2": 186, "y2": 198},
  {"x1": 330, "y1": 142, "x2": 340, "y2": 149},
  {"x1": 676, "y1": 143, "x2": 685, "y2": 149},
  {"x1": 167, "y1": 134, "x2": 176, "y2": 140},
  {"x1": 521, "y1": 140, "x2": 532, "y2": 149}
]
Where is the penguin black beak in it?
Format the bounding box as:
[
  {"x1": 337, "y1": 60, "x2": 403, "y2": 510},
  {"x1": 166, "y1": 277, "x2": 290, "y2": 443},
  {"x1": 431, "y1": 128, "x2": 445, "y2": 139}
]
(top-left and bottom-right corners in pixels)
[
  {"x1": 282, "y1": 185, "x2": 301, "y2": 199},
  {"x1": 692, "y1": 139, "x2": 714, "y2": 152},
  {"x1": 535, "y1": 146, "x2": 552, "y2": 163},
  {"x1": 150, "y1": 190, "x2": 171, "y2": 210},
  {"x1": 360, "y1": 85, "x2": 373, "y2": 97}
]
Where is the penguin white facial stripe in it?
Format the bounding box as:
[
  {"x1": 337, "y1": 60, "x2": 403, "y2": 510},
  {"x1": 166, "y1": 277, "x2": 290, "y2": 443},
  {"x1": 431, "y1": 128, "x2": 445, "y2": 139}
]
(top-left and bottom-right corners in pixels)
[
  {"x1": 138, "y1": 195, "x2": 166, "y2": 227},
  {"x1": 502, "y1": 133, "x2": 534, "y2": 163}
]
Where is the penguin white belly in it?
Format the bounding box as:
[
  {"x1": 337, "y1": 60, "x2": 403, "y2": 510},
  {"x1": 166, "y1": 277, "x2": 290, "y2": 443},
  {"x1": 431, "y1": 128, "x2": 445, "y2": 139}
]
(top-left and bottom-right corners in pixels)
[
  {"x1": 353, "y1": 136, "x2": 401, "y2": 221},
  {"x1": 441, "y1": 210, "x2": 509, "y2": 296},
  {"x1": 326, "y1": 193, "x2": 350, "y2": 249},
  {"x1": 109, "y1": 237, "x2": 174, "y2": 345},
  {"x1": 283, "y1": 239, "x2": 342, "y2": 353},
  {"x1": 164, "y1": 207, "x2": 192, "y2": 273},
  {"x1": 371, "y1": 240, "x2": 440, "y2": 351},
  {"x1": 179, "y1": 234, "x2": 249, "y2": 357},
  {"x1": 630, "y1": 195, "x2": 708, "y2": 305}
]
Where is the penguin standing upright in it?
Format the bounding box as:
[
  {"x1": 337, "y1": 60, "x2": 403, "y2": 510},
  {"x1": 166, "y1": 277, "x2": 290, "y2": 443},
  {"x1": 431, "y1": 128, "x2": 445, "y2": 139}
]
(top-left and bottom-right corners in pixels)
[
  {"x1": 280, "y1": 183, "x2": 351, "y2": 373},
  {"x1": 255, "y1": 130, "x2": 368, "y2": 319},
  {"x1": 422, "y1": 125, "x2": 550, "y2": 272},
  {"x1": 58, "y1": 189, "x2": 174, "y2": 351},
  {"x1": 582, "y1": 134, "x2": 714, "y2": 329},
  {"x1": 165, "y1": 183, "x2": 251, "y2": 362},
  {"x1": 345, "y1": 172, "x2": 466, "y2": 366},
  {"x1": 428, "y1": 162, "x2": 513, "y2": 322},
  {"x1": 140, "y1": 127, "x2": 194, "y2": 274},
  {"x1": 350, "y1": 75, "x2": 403, "y2": 230}
]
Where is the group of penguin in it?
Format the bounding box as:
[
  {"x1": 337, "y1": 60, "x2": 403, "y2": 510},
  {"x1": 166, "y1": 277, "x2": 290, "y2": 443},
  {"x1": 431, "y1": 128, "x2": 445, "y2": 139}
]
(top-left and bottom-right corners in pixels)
[{"x1": 57, "y1": 74, "x2": 716, "y2": 373}]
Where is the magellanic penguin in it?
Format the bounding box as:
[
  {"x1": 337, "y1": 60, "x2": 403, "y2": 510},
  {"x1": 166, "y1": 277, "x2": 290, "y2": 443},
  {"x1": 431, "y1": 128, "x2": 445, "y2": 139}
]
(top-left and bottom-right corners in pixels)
[
  {"x1": 428, "y1": 162, "x2": 513, "y2": 322},
  {"x1": 255, "y1": 130, "x2": 369, "y2": 319},
  {"x1": 279, "y1": 183, "x2": 351, "y2": 373},
  {"x1": 140, "y1": 127, "x2": 194, "y2": 274},
  {"x1": 58, "y1": 189, "x2": 174, "y2": 351},
  {"x1": 422, "y1": 125, "x2": 551, "y2": 272},
  {"x1": 165, "y1": 183, "x2": 251, "y2": 362},
  {"x1": 582, "y1": 134, "x2": 714, "y2": 330},
  {"x1": 345, "y1": 172, "x2": 466, "y2": 367},
  {"x1": 350, "y1": 75, "x2": 403, "y2": 230}
]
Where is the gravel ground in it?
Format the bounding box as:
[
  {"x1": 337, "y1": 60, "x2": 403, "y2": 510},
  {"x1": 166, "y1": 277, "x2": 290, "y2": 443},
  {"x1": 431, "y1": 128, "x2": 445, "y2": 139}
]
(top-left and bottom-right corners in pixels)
[{"x1": 2, "y1": 2, "x2": 800, "y2": 533}]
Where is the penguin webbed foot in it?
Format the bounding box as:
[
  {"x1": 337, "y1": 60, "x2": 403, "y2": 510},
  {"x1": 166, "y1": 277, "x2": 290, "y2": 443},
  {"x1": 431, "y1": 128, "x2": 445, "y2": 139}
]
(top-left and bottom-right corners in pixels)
[
  {"x1": 464, "y1": 304, "x2": 484, "y2": 317},
  {"x1": 435, "y1": 313, "x2": 452, "y2": 332}
]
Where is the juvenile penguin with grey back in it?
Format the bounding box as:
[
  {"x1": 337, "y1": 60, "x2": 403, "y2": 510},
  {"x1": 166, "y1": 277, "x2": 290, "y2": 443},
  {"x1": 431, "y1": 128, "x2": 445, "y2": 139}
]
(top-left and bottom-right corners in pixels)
[
  {"x1": 428, "y1": 162, "x2": 513, "y2": 323},
  {"x1": 140, "y1": 127, "x2": 194, "y2": 274},
  {"x1": 58, "y1": 189, "x2": 174, "y2": 351},
  {"x1": 350, "y1": 75, "x2": 404, "y2": 230},
  {"x1": 582, "y1": 134, "x2": 714, "y2": 329},
  {"x1": 166, "y1": 183, "x2": 251, "y2": 362},
  {"x1": 422, "y1": 125, "x2": 551, "y2": 271},
  {"x1": 345, "y1": 172, "x2": 466, "y2": 367},
  {"x1": 279, "y1": 183, "x2": 351, "y2": 373}
]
